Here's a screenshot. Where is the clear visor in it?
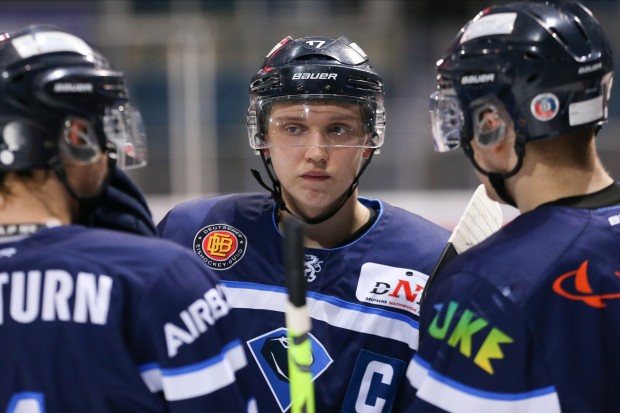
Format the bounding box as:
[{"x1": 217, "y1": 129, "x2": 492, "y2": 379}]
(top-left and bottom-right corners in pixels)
[
  {"x1": 103, "y1": 104, "x2": 147, "y2": 169},
  {"x1": 429, "y1": 90, "x2": 464, "y2": 152},
  {"x1": 247, "y1": 95, "x2": 385, "y2": 151}
]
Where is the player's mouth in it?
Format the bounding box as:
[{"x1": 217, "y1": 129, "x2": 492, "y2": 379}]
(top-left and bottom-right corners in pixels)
[{"x1": 301, "y1": 171, "x2": 330, "y2": 182}]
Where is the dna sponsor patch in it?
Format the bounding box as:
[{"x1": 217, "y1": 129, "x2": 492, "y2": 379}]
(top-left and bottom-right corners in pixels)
[
  {"x1": 355, "y1": 263, "x2": 428, "y2": 315},
  {"x1": 193, "y1": 224, "x2": 247, "y2": 270}
]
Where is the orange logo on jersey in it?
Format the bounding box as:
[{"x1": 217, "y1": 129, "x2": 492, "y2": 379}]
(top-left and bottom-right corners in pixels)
[
  {"x1": 205, "y1": 232, "x2": 236, "y2": 258},
  {"x1": 193, "y1": 224, "x2": 247, "y2": 270},
  {"x1": 552, "y1": 260, "x2": 620, "y2": 308}
]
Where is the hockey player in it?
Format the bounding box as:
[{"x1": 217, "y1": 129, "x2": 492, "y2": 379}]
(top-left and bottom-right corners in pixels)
[
  {"x1": 0, "y1": 25, "x2": 253, "y2": 412},
  {"x1": 409, "y1": 2, "x2": 620, "y2": 412},
  {"x1": 158, "y1": 35, "x2": 449, "y2": 412}
]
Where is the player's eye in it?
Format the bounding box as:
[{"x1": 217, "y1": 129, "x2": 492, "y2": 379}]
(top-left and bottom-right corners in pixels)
[{"x1": 283, "y1": 124, "x2": 304, "y2": 135}]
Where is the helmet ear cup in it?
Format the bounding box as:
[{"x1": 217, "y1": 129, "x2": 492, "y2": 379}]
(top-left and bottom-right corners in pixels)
[
  {"x1": 475, "y1": 111, "x2": 506, "y2": 147},
  {"x1": 472, "y1": 99, "x2": 513, "y2": 148}
]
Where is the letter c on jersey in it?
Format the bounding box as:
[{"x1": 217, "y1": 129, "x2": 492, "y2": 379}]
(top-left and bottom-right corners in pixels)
[{"x1": 342, "y1": 350, "x2": 405, "y2": 413}]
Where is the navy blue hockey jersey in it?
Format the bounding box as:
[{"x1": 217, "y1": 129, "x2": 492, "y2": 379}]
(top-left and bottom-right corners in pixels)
[
  {"x1": 409, "y1": 201, "x2": 620, "y2": 412},
  {"x1": 0, "y1": 225, "x2": 251, "y2": 413},
  {"x1": 157, "y1": 193, "x2": 450, "y2": 412}
]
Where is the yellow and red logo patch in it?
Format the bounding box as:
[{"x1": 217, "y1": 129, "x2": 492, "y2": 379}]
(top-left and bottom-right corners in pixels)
[{"x1": 193, "y1": 224, "x2": 247, "y2": 270}]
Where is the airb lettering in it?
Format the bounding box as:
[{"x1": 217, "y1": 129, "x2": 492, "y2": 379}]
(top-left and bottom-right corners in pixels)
[
  {"x1": 428, "y1": 301, "x2": 514, "y2": 374},
  {"x1": 0, "y1": 270, "x2": 112, "y2": 325},
  {"x1": 292, "y1": 73, "x2": 337, "y2": 80},
  {"x1": 165, "y1": 284, "x2": 230, "y2": 357}
]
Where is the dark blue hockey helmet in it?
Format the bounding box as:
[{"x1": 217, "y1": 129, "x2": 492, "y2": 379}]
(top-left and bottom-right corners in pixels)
[
  {"x1": 247, "y1": 35, "x2": 386, "y2": 152},
  {"x1": 0, "y1": 25, "x2": 146, "y2": 172},
  {"x1": 429, "y1": 1, "x2": 614, "y2": 153}
]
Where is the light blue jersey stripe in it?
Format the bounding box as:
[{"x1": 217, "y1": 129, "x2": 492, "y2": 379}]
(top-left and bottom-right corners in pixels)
[
  {"x1": 140, "y1": 340, "x2": 246, "y2": 401},
  {"x1": 222, "y1": 280, "x2": 420, "y2": 350},
  {"x1": 407, "y1": 356, "x2": 561, "y2": 413}
]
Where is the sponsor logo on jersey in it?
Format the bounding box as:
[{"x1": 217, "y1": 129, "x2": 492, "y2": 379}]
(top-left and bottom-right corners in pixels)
[
  {"x1": 164, "y1": 284, "x2": 230, "y2": 357},
  {"x1": 304, "y1": 254, "x2": 323, "y2": 282},
  {"x1": 578, "y1": 62, "x2": 603, "y2": 75},
  {"x1": 342, "y1": 350, "x2": 405, "y2": 413},
  {"x1": 247, "y1": 327, "x2": 333, "y2": 412},
  {"x1": 460, "y1": 73, "x2": 495, "y2": 85},
  {"x1": 355, "y1": 262, "x2": 427, "y2": 315},
  {"x1": 427, "y1": 300, "x2": 514, "y2": 374},
  {"x1": 292, "y1": 72, "x2": 337, "y2": 80},
  {"x1": 193, "y1": 224, "x2": 247, "y2": 270},
  {"x1": 53, "y1": 82, "x2": 94, "y2": 93},
  {"x1": 553, "y1": 260, "x2": 620, "y2": 308},
  {"x1": 530, "y1": 93, "x2": 559, "y2": 122}
]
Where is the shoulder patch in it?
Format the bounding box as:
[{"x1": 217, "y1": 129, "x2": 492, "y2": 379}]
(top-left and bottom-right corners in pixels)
[{"x1": 193, "y1": 224, "x2": 247, "y2": 270}]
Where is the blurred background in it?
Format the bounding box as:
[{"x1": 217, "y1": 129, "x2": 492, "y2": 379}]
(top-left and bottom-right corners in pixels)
[{"x1": 3, "y1": 0, "x2": 618, "y2": 226}]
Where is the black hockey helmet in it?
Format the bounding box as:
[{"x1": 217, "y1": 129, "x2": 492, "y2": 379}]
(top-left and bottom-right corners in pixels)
[
  {"x1": 0, "y1": 25, "x2": 146, "y2": 172},
  {"x1": 247, "y1": 35, "x2": 386, "y2": 152},
  {"x1": 247, "y1": 35, "x2": 386, "y2": 225},
  {"x1": 429, "y1": 1, "x2": 614, "y2": 153}
]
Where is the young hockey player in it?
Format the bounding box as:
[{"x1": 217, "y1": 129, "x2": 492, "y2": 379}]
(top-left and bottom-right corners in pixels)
[
  {"x1": 157, "y1": 35, "x2": 449, "y2": 412},
  {"x1": 409, "y1": 2, "x2": 620, "y2": 412},
  {"x1": 0, "y1": 25, "x2": 253, "y2": 413}
]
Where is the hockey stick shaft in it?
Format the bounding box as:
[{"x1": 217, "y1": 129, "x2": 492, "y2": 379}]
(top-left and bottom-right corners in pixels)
[{"x1": 282, "y1": 215, "x2": 315, "y2": 413}]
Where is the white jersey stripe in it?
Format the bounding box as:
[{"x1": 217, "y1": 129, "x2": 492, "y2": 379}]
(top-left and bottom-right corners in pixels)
[
  {"x1": 222, "y1": 280, "x2": 420, "y2": 350},
  {"x1": 139, "y1": 340, "x2": 247, "y2": 400},
  {"x1": 408, "y1": 356, "x2": 561, "y2": 413}
]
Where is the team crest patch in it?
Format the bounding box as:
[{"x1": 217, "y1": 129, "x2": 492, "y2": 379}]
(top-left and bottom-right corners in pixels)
[
  {"x1": 193, "y1": 224, "x2": 247, "y2": 270},
  {"x1": 247, "y1": 327, "x2": 333, "y2": 412},
  {"x1": 530, "y1": 93, "x2": 560, "y2": 121}
]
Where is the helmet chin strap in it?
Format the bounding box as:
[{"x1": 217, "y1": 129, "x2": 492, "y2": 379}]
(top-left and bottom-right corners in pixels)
[
  {"x1": 463, "y1": 139, "x2": 525, "y2": 208},
  {"x1": 251, "y1": 149, "x2": 375, "y2": 225}
]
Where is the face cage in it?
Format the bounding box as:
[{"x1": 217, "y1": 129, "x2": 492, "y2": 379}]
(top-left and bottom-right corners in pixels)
[
  {"x1": 102, "y1": 104, "x2": 147, "y2": 169},
  {"x1": 247, "y1": 95, "x2": 385, "y2": 152}
]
